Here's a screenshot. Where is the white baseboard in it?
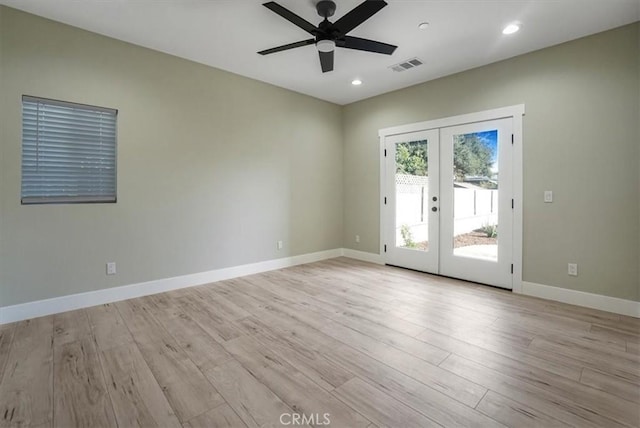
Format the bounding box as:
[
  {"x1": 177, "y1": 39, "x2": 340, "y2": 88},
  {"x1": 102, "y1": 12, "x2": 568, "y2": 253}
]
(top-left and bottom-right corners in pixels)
[
  {"x1": 6, "y1": 251, "x2": 635, "y2": 324},
  {"x1": 521, "y1": 281, "x2": 640, "y2": 318},
  {"x1": 342, "y1": 248, "x2": 384, "y2": 265},
  {"x1": 0, "y1": 248, "x2": 343, "y2": 324}
]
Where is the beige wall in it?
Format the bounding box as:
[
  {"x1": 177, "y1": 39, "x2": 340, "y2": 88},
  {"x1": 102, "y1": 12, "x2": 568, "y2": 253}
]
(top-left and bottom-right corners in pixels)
[
  {"x1": 1, "y1": 6, "x2": 638, "y2": 308},
  {"x1": 343, "y1": 23, "x2": 640, "y2": 301},
  {"x1": 0, "y1": 7, "x2": 343, "y2": 306}
]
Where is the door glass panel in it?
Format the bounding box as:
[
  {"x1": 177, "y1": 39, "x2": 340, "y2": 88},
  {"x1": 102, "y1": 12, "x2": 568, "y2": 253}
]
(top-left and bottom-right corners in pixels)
[
  {"x1": 395, "y1": 140, "x2": 429, "y2": 251},
  {"x1": 452, "y1": 130, "x2": 498, "y2": 261}
]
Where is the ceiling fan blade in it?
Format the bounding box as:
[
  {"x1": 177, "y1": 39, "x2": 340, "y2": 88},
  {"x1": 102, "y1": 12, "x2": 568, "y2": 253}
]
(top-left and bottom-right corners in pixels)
[
  {"x1": 319, "y1": 50, "x2": 334, "y2": 73},
  {"x1": 258, "y1": 39, "x2": 315, "y2": 55},
  {"x1": 338, "y1": 36, "x2": 397, "y2": 55},
  {"x1": 333, "y1": 0, "x2": 387, "y2": 35},
  {"x1": 263, "y1": 2, "x2": 318, "y2": 35}
]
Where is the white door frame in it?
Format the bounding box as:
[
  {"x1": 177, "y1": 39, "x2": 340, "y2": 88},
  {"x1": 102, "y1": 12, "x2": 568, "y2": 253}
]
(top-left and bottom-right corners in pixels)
[{"x1": 379, "y1": 105, "x2": 525, "y2": 293}]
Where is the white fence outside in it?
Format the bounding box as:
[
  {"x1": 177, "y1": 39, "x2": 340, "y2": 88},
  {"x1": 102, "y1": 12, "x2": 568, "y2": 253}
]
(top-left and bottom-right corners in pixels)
[
  {"x1": 453, "y1": 188, "x2": 498, "y2": 236},
  {"x1": 395, "y1": 174, "x2": 497, "y2": 246}
]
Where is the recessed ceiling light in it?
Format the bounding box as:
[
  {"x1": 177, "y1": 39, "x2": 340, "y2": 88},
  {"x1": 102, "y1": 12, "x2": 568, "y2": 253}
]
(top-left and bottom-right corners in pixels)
[
  {"x1": 351, "y1": 79, "x2": 362, "y2": 86},
  {"x1": 418, "y1": 22, "x2": 430, "y2": 30},
  {"x1": 502, "y1": 23, "x2": 520, "y2": 35}
]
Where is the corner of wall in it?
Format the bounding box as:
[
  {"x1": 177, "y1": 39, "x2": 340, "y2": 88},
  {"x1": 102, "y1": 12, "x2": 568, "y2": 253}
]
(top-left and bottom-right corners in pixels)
[
  {"x1": 339, "y1": 103, "x2": 348, "y2": 250},
  {"x1": 0, "y1": 4, "x2": 6, "y2": 307}
]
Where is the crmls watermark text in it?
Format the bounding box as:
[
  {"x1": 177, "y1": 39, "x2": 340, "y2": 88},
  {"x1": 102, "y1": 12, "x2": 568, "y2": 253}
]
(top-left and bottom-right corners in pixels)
[{"x1": 280, "y1": 413, "x2": 331, "y2": 425}]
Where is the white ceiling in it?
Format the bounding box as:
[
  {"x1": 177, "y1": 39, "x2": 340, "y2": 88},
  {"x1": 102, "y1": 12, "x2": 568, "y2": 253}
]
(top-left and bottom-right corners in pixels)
[{"x1": 2, "y1": 0, "x2": 639, "y2": 105}]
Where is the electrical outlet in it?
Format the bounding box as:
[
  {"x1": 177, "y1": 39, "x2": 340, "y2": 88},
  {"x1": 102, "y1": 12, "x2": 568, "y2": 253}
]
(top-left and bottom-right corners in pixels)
[
  {"x1": 568, "y1": 263, "x2": 578, "y2": 276},
  {"x1": 277, "y1": 240, "x2": 283, "y2": 250},
  {"x1": 106, "y1": 262, "x2": 116, "y2": 275},
  {"x1": 544, "y1": 191, "x2": 553, "y2": 203},
  {"x1": 355, "y1": 235, "x2": 360, "y2": 243}
]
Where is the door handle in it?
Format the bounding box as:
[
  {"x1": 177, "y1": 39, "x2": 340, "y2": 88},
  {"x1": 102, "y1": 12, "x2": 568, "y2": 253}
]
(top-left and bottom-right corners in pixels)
[{"x1": 432, "y1": 207, "x2": 438, "y2": 212}]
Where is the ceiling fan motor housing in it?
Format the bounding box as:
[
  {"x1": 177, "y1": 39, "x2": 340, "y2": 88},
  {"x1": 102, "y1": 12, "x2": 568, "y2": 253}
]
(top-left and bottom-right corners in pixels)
[{"x1": 317, "y1": 19, "x2": 337, "y2": 43}]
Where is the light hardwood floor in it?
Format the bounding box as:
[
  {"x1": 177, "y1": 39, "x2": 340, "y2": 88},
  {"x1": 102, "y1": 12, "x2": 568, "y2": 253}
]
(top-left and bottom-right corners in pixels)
[{"x1": 1, "y1": 257, "x2": 639, "y2": 427}]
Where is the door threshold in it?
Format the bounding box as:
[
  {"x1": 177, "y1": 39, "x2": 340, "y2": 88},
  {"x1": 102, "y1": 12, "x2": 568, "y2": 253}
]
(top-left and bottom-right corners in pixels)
[{"x1": 384, "y1": 263, "x2": 512, "y2": 292}]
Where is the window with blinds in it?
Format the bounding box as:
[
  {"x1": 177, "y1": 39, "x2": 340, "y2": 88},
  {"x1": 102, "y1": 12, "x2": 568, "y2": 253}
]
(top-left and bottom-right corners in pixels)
[{"x1": 21, "y1": 96, "x2": 117, "y2": 204}]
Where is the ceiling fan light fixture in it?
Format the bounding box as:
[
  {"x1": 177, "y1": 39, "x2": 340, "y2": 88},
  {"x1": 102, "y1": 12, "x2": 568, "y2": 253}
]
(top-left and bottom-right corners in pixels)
[{"x1": 316, "y1": 39, "x2": 336, "y2": 52}]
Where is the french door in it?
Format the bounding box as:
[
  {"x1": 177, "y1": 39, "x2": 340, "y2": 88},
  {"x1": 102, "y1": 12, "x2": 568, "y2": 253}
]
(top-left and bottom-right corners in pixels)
[
  {"x1": 384, "y1": 118, "x2": 514, "y2": 289},
  {"x1": 384, "y1": 130, "x2": 440, "y2": 273}
]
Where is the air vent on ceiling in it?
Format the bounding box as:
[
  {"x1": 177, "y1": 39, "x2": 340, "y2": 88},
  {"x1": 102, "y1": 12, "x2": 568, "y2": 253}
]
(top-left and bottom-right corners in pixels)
[{"x1": 390, "y1": 57, "x2": 424, "y2": 72}]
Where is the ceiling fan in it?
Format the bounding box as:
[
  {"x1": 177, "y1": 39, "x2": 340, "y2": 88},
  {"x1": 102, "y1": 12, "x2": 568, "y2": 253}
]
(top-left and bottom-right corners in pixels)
[{"x1": 258, "y1": 0, "x2": 397, "y2": 73}]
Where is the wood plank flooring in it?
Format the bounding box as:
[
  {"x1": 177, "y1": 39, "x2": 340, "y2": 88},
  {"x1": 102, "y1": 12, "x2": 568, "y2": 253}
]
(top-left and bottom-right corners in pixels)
[{"x1": 1, "y1": 257, "x2": 639, "y2": 427}]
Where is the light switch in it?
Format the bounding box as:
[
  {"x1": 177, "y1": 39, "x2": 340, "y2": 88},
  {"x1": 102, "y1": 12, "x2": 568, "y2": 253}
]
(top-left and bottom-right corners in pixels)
[{"x1": 544, "y1": 191, "x2": 553, "y2": 203}]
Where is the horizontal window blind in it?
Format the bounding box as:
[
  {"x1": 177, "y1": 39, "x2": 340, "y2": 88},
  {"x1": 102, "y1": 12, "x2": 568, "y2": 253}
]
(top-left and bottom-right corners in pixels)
[{"x1": 21, "y1": 96, "x2": 117, "y2": 204}]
